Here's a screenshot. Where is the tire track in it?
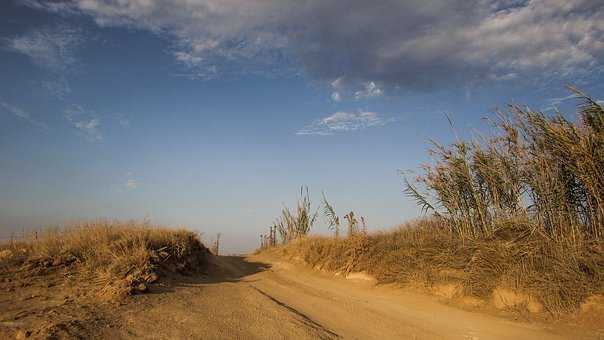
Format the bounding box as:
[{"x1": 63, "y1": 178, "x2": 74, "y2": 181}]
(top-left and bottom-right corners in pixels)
[{"x1": 250, "y1": 285, "x2": 341, "y2": 339}]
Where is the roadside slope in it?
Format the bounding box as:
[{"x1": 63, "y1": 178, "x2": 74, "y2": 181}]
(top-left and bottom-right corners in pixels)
[
  {"x1": 247, "y1": 254, "x2": 581, "y2": 340},
  {"x1": 105, "y1": 254, "x2": 595, "y2": 339},
  {"x1": 5, "y1": 249, "x2": 595, "y2": 339}
]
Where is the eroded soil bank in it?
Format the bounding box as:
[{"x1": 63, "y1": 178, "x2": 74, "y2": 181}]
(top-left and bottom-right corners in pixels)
[{"x1": 4, "y1": 253, "x2": 602, "y2": 339}]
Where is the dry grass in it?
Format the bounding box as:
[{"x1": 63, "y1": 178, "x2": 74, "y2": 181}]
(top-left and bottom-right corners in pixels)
[
  {"x1": 273, "y1": 218, "x2": 604, "y2": 315},
  {"x1": 261, "y1": 187, "x2": 319, "y2": 248},
  {"x1": 405, "y1": 87, "x2": 604, "y2": 242},
  {"x1": 0, "y1": 220, "x2": 209, "y2": 298},
  {"x1": 265, "y1": 88, "x2": 604, "y2": 316}
]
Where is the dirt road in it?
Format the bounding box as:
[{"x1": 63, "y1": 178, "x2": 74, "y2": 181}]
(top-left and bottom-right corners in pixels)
[{"x1": 96, "y1": 254, "x2": 593, "y2": 340}]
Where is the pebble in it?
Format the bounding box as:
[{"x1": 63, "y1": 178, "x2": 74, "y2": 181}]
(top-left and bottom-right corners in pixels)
[
  {"x1": 14, "y1": 329, "x2": 31, "y2": 339},
  {"x1": 136, "y1": 283, "x2": 148, "y2": 293}
]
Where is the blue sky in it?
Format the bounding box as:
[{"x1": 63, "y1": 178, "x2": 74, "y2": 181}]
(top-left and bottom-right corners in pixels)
[{"x1": 1, "y1": 0, "x2": 603, "y2": 252}]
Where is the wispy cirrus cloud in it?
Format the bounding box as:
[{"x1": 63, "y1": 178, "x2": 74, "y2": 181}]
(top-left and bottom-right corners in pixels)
[
  {"x1": 4, "y1": 24, "x2": 83, "y2": 101},
  {"x1": 297, "y1": 111, "x2": 393, "y2": 136},
  {"x1": 4, "y1": 25, "x2": 83, "y2": 73},
  {"x1": 542, "y1": 92, "x2": 604, "y2": 111},
  {"x1": 542, "y1": 93, "x2": 578, "y2": 111},
  {"x1": 39, "y1": 77, "x2": 72, "y2": 99},
  {"x1": 549, "y1": 94, "x2": 579, "y2": 107},
  {"x1": 0, "y1": 100, "x2": 48, "y2": 129},
  {"x1": 64, "y1": 104, "x2": 102, "y2": 141}
]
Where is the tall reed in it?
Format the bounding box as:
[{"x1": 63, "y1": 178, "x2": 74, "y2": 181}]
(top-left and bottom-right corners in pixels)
[
  {"x1": 260, "y1": 187, "x2": 319, "y2": 248},
  {"x1": 406, "y1": 87, "x2": 604, "y2": 244}
]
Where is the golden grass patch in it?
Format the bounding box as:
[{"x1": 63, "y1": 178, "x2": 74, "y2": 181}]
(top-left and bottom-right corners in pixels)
[{"x1": 0, "y1": 220, "x2": 209, "y2": 299}]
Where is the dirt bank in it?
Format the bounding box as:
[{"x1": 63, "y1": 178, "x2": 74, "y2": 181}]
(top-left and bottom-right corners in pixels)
[{"x1": 2, "y1": 253, "x2": 602, "y2": 339}]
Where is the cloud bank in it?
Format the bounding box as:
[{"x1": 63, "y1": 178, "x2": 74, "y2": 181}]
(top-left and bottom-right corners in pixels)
[{"x1": 23, "y1": 0, "x2": 604, "y2": 90}]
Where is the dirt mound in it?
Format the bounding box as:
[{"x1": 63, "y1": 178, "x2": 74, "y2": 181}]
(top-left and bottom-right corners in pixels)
[{"x1": 0, "y1": 221, "x2": 211, "y2": 339}]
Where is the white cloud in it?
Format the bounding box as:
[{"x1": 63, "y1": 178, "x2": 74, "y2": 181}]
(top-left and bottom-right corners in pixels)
[
  {"x1": 329, "y1": 79, "x2": 383, "y2": 101},
  {"x1": 329, "y1": 77, "x2": 346, "y2": 101},
  {"x1": 119, "y1": 118, "x2": 130, "y2": 127},
  {"x1": 5, "y1": 25, "x2": 83, "y2": 72},
  {"x1": 125, "y1": 172, "x2": 138, "y2": 189},
  {"x1": 297, "y1": 111, "x2": 393, "y2": 135},
  {"x1": 354, "y1": 82, "x2": 383, "y2": 100},
  {"x1": 64, "y1": 104, "x2": 102, "y2": 141},
  {"x1": 4, "y1": 25, "x2": 83, "y2": 100},
  {"x1": 22, "y1": 0, "x2": 78, "y2": 14},
  {"x1": 331, "y1": 77, "x2": 345, "y2": 90},
  {"x1": 23, "y1": 0, "x2": 290, "y2": 79},
  {"x1": 112, "y1": 113, "x2": 131, "y2": 128},
  {"x1": 330, "y1": 92, "x2": 341, "y2": 102},
  {"x1": 24, "y1": 0, "x2": 604, "y2": 89},
  {"x1": 74, "y1": 118, "x2": 101, "y2": 140},
  {"x1": 126, "y1": 179, "x2": 138, "y2": 189},
  {"x1": 173, "y1": 51, "x2": 203, "y2": 68},
  {"x1": 548, "y1": 94, "x2": 578, "y2": 107},
  {"x1": 0, "y1": 100, "x2": 47, "y2": 129},
  {"x1": 542, "y1": 93, "x2": 581, "y2": 111}
]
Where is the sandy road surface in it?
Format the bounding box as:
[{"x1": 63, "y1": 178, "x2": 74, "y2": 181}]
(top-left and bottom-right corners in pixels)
[{"x1": 97, "y1": 254, "x2": 594, "y2": 340}]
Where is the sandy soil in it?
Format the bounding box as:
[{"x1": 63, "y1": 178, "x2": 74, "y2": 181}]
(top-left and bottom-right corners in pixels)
[{"x1": 1, "y1": 254, "x2": 601, "y2": 339}]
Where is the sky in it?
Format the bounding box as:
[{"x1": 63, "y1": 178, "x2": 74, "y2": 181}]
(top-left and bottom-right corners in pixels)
[{"x1": 1, "y1": 0, "x2": 603, "y2": 253}]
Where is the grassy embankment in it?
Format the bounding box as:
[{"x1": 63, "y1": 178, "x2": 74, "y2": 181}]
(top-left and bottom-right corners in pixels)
[
  {"x1": 261, "y1": 88, "x2": 604, "y2": 317},
  {"x1": 0, "y1": 221, "x2": 209, "y2": 299}
]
